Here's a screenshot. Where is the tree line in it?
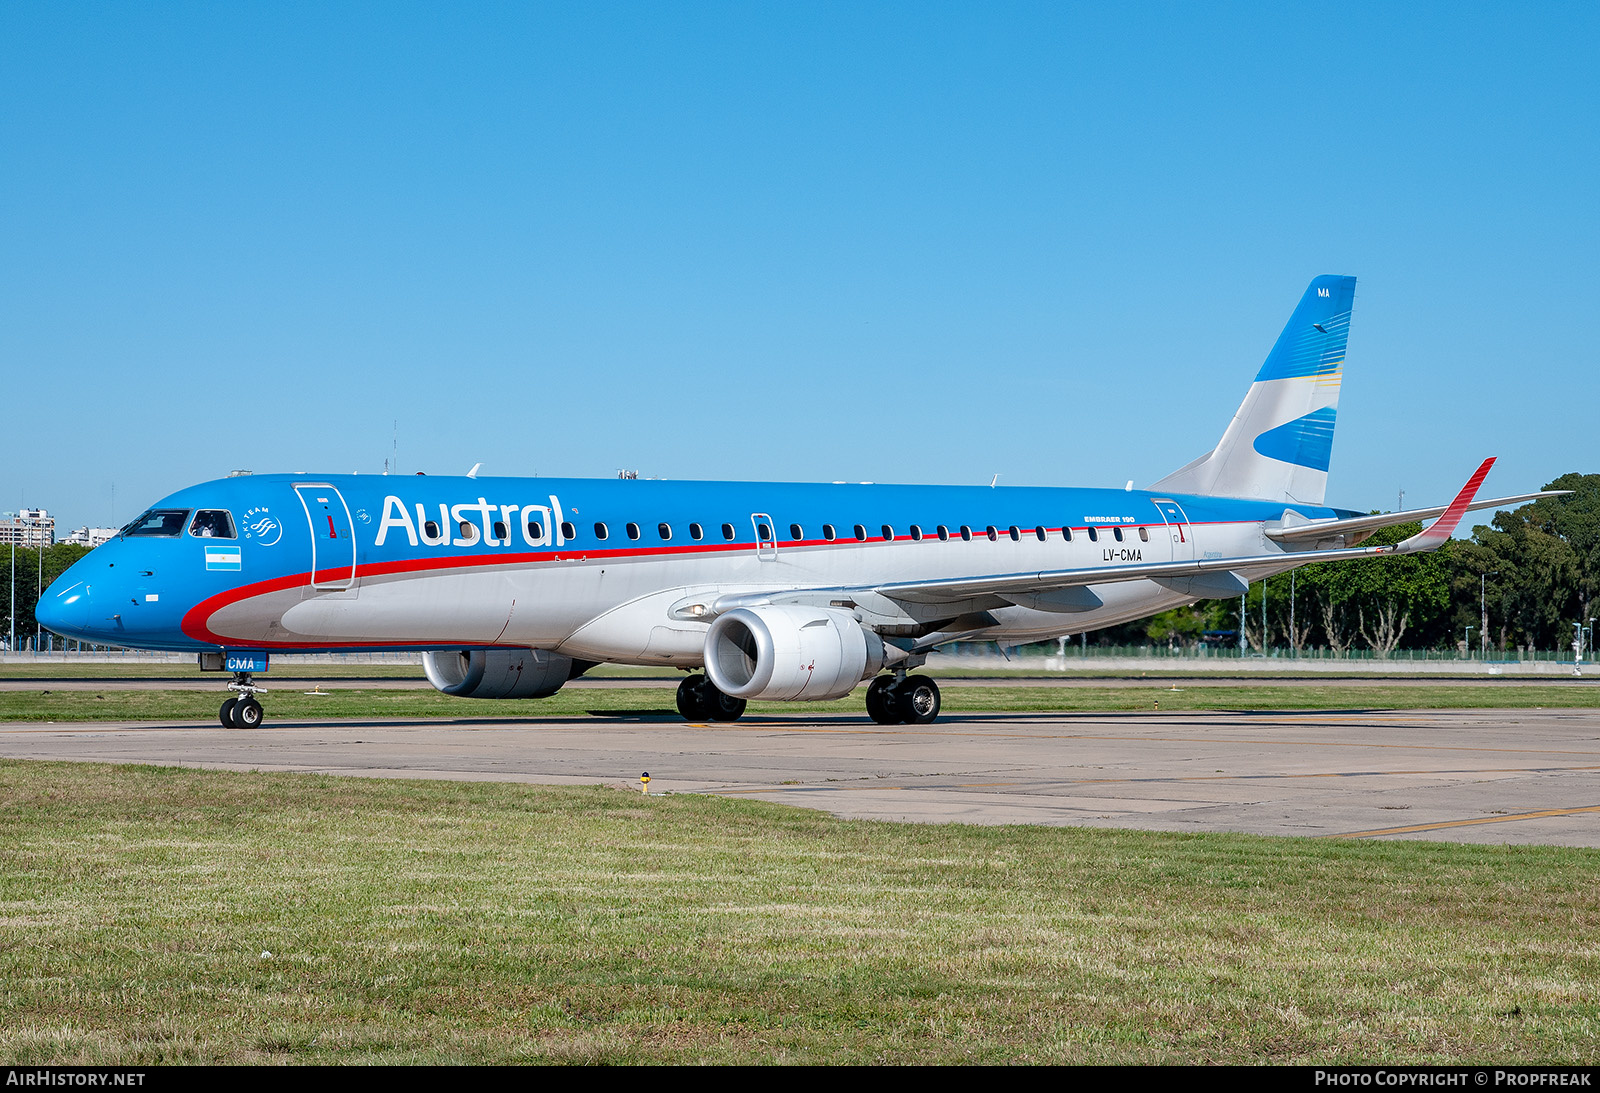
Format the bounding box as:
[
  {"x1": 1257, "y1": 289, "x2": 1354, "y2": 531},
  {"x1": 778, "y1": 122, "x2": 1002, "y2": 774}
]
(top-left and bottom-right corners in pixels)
[{"x1": 0, "y1": 542, "x2": 92, "y2": 649}]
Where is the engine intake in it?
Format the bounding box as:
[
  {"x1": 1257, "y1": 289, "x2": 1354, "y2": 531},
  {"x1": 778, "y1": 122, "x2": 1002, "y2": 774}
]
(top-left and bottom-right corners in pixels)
[
  {"x1": 704, "y1": 605, "x2": 884, "y2": 701},
  {"x1": 422, "y1": 648, "x2": 582, "y2": 699}
]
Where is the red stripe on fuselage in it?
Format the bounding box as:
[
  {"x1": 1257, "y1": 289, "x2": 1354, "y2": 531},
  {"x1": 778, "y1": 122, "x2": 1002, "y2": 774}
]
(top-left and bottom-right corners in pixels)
[{"x1": 181, "y1": 520, "x2": 1254, "y2": 649}]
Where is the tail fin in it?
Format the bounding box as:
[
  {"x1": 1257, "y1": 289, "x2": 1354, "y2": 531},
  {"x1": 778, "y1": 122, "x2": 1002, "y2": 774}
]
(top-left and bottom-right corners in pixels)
[{"x1": 1151, "y1": 274, "x2": 1356, "y2": 505}]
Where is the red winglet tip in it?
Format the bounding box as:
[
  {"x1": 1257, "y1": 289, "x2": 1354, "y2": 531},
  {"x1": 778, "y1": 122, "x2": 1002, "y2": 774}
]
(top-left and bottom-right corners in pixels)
[{"x1": 1409, "y1": 458, "x2": 1496, "y2": 548}]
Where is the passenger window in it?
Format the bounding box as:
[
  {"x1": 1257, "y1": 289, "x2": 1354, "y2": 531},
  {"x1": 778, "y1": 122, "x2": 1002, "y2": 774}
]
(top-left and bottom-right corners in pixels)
[
  {"x1": 525, "y1": 520, "x2": 545, "y2": 543},
  {"x1": 1113, "y1": 527, "x2": 1124, "y2": 542},
  {"x1": 789, "y1": 523, "x2": 804, "y2": 541},
  {"x1": 756, "y1": 523, "x2": 771, "y2": 541},
  {"x1": 189, "y1": 510, "x2": 236, "y2": 539},
  {"x1": 690, "y1": 523, "x2": 704, "y2": 541},
  {"x1": 853, "y1": 524, "x2": 867, "y2": 542},
  {"x1": 594, "y1": 522, "x2": 609, "y2": 540},
  {"x1": 910, "y1": 525, "x2": 923, "y2": 541},
  {"x1": 1008, "y1": 526, "x2": 1021, "y2": 541},
  {"x1": 985, "y1": 526, "x2": 998, "y2": 541},
  {"x1": 823, "y1": 524, "x2": 836, "y2": 541},
  {"x1": 424, "y1": 521, "x2": 441, "y2": 540},
  {"x1": 458, "y1": 521, "x2": 479, "y2": 543},
  {"x1": 723, "y1": 523, "x2": 737, "y2": 541},
  {"x1": 1138, "y1": 526, "x2": 1149, "y2": 542},
  {"x1": 936, "y1": 525, "x2": 949, "y2": 541},
  {"x1": 881, "y1": 525, "x2": 895, "y2": 541},
  {"x1": 493, "y1": 521, "x2": 508, "y2": 541},
  {"x1": 626, "y1": 522, "x2": 641, "y2": 540},
  {"x1": 1061, "y1": 526, "x2": 1073, "y2": 542},
  {"x1": 960, "y1": 525, "x2": 972, "y2": 541},
  {"x1": 658, "y1": 523, "x2": 671, "y2": 540},
  {"x1": 1087, "y1": 527, "x2": 1098, "y2": 542},
  {"x1": 560, "y1": 522, "x2": 576, "y2": 540}
]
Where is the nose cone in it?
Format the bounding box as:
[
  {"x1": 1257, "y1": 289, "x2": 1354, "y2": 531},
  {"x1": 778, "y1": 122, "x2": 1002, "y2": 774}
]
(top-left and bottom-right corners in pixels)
[{"x1": 37, "y1": 577, "x2": 94, "y2": 641}]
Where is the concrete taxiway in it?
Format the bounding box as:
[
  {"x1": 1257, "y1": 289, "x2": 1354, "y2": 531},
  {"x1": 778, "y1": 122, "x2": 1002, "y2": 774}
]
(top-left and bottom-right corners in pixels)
[{"x1": 2, "y1": 707, "x2": 1598, "y2": 846}]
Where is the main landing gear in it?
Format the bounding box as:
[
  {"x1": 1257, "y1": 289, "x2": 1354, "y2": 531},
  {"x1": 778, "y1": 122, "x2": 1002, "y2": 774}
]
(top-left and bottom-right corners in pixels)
[
  {"x1": 675, "y1": 674, "x2": 748, "y2": 722},
  {"x1": 672, "y1": 671, "x2": 943, "y2": 725},
  {"x1": 865, "y1": 673, "x2": 941, "y2": 725},
  {"x1": 219, "y1": 671, "x2": 267, "y2": 729}
]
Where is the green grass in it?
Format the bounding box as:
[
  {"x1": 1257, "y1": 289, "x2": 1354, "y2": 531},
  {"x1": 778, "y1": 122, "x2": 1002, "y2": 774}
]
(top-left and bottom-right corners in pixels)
[
  {"x1": 0, "y1": 760, "x2": 1595, "y2": 1064},
  {"x1": 3, "y1": 681, "x2": 1600, "y2": 723}
]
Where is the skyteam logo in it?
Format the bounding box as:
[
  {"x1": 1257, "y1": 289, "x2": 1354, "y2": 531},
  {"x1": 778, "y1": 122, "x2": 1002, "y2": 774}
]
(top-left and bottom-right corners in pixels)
[
  {"x1": 242, "y1": 506, "x2": 283, "y2": 546},
  {"x1": 205, "y1": 545, "x2": 242, "y2": 571}
]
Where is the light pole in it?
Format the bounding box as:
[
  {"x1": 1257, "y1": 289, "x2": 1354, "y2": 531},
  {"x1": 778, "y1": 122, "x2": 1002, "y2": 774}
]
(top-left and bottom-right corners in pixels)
[
  {"x1": 1464, "y1": 626, "x2": 1474, "y2": 659},
  {"x1": 33, "y1": 515, "x2": 43, "y2": 653},
  {"x1": 1290, "y1": 570, "x2": 1297, "y2": 658},
  {"x1": 1481, "y1": 571, "x2": 1497, "y2": 658},
  {"x1": 4, "y1": 512, "x2": 13, "y2": 654}
]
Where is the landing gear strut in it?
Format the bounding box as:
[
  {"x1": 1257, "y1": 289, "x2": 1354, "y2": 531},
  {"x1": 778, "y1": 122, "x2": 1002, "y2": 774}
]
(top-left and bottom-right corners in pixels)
[
  {"x1": 219, "y1": 672, "x2": 267, "y2": 729},
  {"x1": 865, "y1": 672, "x2": 941, "y2": 725},
  {"x1": 675, "y1": 674, "x2": 746, "y2": 722}
]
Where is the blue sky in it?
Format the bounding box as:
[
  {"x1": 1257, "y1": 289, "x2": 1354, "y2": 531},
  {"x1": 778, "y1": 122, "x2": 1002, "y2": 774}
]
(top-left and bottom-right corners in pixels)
[{"x1": 4, "y1": 2, "x2": 1595, "y2": 532}]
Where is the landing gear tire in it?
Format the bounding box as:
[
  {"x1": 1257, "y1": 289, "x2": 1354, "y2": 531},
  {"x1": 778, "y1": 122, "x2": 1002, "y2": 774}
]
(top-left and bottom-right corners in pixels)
[
  {"x1": 709, "y1": 687, "x2": 747, "y2": 722},
  {"x1": 233, "y1": 697, "x2": 264, "y2": 729},
  {"x1": 676, "y1": 675, "x2": 715, "y2": 720},
  {"x1": 219, "y1": 698, "x2": 239, "y2": 728},
  {"x1": 865, "y1": 676, "x2": 900, "y2": 725},
  {"x1": 677, "y1": 674, "x2": 746, "y2": 722},
  {"x1": 898, "y1": 676, "x2": 941, "y2": 725}
]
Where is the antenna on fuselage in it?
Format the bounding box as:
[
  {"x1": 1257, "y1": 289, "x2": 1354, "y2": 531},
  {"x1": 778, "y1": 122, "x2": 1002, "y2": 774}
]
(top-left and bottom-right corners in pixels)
[
  {"x1": 989, "y1": 474, "x2": 999, "y2": 488},
  {"x1": 467, "y1": 463, "x2": 482, "y2": 479}
]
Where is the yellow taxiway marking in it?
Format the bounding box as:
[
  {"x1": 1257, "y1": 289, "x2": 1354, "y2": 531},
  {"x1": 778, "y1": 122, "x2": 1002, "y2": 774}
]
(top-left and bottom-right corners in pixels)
[
  {"x1": 1327, "y1": 804, "x2": 1600, "y2": 839},
  {"x1": 721, "y1": 764, "x2": 1600, "y2": 795}
]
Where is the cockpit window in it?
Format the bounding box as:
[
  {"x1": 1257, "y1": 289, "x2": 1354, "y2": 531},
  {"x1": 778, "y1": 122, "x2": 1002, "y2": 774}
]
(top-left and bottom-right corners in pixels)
[
  {"x1": 122, "y1": 509, "x2": 191, "y2": 537},
  {"x1": 189, "y1": 510, "x2": 237, "y2": 539}
]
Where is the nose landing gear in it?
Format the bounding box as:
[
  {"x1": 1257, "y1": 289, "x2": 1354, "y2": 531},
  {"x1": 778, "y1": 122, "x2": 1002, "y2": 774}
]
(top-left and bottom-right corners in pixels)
[{"x1": 219, "y1": 672, "x2": 267, "y2": 729}]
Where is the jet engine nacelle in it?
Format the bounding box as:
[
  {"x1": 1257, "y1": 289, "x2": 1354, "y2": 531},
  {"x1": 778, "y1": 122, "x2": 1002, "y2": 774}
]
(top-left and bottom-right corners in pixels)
[
  {"x1": 704, "y1": 605, "x2": 885, "y2": 701},
  {"x1": 422, "y1": 648, "x2": 577, "y2": 699}
]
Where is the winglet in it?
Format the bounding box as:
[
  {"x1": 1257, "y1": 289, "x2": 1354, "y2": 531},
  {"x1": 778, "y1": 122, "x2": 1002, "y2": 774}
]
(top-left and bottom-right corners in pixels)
[{"x1": 1398, "y1": 457, "x2": 1495, "y2": 552}]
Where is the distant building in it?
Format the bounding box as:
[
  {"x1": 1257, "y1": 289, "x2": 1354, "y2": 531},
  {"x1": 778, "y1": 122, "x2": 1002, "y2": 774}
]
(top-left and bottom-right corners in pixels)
[
  {"x1": 0, "y1": 509, "x2": 54, "y2": 548},
  {"x1": 60, "y1": 526, "x2": 118, "y2": 548}
]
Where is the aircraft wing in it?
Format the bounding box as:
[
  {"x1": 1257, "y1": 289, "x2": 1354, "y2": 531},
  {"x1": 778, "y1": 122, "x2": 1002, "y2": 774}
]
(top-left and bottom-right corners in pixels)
[
  {"x1": 708, "y1": 459, "x2": 1498, "y2": 619},
  {"x1": 1266, "y1": 491, "x2": 1568, "y2": 544}
]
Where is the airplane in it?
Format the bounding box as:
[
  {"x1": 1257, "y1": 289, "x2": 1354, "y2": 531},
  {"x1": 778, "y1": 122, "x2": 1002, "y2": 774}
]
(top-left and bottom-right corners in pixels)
[{"x1": 36, "y1": 275, "x2": 1560, "y2": 729}]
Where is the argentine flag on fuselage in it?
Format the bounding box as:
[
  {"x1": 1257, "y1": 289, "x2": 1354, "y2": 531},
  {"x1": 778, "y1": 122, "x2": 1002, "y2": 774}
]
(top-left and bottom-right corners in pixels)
[{"x1": 1151, "y1": 274, "x2": 1355, "y2": 506}]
